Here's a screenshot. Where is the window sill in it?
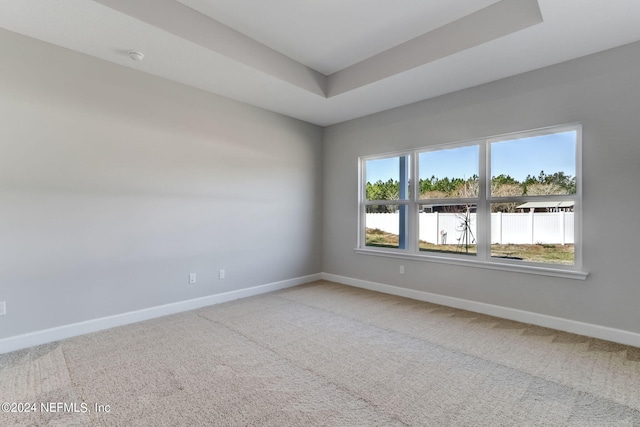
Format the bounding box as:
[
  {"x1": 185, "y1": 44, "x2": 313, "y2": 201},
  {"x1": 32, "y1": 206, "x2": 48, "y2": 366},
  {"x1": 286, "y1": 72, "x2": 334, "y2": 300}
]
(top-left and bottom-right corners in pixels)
[{"x1": 353, "y1": 248, "x2": 589, "y2": 280}]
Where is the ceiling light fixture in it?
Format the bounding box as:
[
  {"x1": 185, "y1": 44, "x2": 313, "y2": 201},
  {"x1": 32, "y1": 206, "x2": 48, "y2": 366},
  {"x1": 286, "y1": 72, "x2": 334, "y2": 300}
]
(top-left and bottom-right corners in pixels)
[{"x1": 127, "y1": 51, "x2": 144, "y2": 62}]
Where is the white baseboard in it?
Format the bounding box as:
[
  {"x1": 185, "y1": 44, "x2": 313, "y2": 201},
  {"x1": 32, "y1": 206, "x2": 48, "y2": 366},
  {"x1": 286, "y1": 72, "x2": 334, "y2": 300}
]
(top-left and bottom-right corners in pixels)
[
  {"x1": 5, "y1": 272, "x2": 638, "y2": 354},
  {"x1": 0, "y1": 273, "x2": 322, "y2": 355},
  {"x1": 321, "y1": 273, "x2": 640, "y2": 348}
]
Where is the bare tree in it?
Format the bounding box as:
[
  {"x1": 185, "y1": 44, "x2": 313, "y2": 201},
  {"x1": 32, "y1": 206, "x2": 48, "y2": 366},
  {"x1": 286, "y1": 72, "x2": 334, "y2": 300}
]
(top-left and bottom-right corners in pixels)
[
  {"x1": 452, "y1": 178, "x2": 478, "y2": 198},
  {"x1": 491, "y1": 183, "x2": 523, "y2": 212},
  {"x1": 525, "y1": 183, "x2": 565, "y2": 196}
]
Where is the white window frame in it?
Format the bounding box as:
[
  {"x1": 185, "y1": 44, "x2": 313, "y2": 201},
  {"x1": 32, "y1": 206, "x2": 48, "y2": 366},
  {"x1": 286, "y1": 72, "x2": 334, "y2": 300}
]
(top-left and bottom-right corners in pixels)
[{"x1": 356, "y1": 124, "x2": 587, "y2": 280}]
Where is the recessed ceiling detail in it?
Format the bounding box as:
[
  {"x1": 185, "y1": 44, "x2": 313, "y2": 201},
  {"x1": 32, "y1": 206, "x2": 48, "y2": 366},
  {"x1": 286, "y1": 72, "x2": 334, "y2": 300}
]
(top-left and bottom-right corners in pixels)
[
  {"x1": 176, "y1": 0, "x2": 504, "y2": 75},
  {"x1": 327, "y1": 0, "x2": 543, "y2": 97},
  {"x1": 1, "y1": 0, "x2": 639, "y2": 125},
  {"x1": 94, "y1": 0, "x2": 327, "y2": 96},
  {"x1": 96, "y1": 0, "x2": 542, "y2": 98}
]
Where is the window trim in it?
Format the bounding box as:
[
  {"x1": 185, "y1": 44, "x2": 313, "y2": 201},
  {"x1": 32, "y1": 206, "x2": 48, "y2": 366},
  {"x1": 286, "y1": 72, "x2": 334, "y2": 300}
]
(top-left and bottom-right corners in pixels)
[{"x1": 356, "y1": 124, "x2": 587, "y2": 280}]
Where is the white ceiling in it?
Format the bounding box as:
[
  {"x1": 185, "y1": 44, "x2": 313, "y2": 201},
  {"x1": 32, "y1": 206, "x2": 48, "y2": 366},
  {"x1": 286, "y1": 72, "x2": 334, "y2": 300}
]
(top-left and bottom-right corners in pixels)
[
  {"x1": 1, "y1": 0, "x2": 639, "y2": 126},
  {"x1": 176, "y1": 0, "x2": 502, "y2": 75}
]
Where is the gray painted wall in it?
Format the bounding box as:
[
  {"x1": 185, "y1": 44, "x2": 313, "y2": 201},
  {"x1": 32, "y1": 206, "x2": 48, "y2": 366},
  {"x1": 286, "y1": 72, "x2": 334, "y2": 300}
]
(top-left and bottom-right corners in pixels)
[
  {"x1": 0, "y1": 31, "x2": 323, "y2": 339},
  {"x1": 2, "y1": 28, "x2": 639, "y2": 343},
  {"x1": 323, "y1": 42, "x2": 640, "y2": 333}
]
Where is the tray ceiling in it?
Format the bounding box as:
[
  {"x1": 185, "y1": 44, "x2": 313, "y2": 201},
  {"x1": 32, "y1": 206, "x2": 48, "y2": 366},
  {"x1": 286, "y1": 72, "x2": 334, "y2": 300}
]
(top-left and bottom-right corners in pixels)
[{"x1": 1, "y1": 0, "x2": 639, "y2": 125}]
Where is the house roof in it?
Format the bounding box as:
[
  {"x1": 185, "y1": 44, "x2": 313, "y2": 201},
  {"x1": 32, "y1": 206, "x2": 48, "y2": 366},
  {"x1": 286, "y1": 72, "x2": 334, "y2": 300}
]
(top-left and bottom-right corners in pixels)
[
  {"x1": 1, "y1": 0, "x2": 639, "y2": 126},
  {"x1": 517, "y1": 201, "x2": 574, "y2": 209}
]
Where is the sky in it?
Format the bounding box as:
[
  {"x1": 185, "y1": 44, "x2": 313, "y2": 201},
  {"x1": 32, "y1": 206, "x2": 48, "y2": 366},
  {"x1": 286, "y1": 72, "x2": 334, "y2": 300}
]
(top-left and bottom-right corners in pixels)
[{"x1": 365, "y1": 131, "x2": 576, "y2": 183}]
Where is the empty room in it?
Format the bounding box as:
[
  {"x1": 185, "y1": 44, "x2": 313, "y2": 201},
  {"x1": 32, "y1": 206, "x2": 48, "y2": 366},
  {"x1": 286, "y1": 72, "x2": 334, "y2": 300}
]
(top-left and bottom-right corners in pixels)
[{"x1": 1, "y1": 0, "x2": 640, "y2": 425}]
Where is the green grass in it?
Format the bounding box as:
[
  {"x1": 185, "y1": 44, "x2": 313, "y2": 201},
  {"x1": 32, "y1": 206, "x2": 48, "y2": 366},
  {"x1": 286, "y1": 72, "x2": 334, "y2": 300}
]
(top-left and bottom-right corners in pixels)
[
  {"x1": 419, "y1": 241, "x2": 477, "y2": 255},
  {"x1": 365, "y1": 228, "x2": 400, "y2": 248},
  {"x1": 491, "y1": 243, "x2": 574, "y2": 265},
  {"x1": 365, "y1": 228, "x2": 574, "y2": 265}
]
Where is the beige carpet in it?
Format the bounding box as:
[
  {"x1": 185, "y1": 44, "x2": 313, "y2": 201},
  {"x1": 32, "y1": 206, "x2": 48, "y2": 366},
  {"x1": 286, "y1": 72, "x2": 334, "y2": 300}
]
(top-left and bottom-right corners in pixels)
[{"x1": 2, "y1": 280, "x2": 640, "y2": 426}]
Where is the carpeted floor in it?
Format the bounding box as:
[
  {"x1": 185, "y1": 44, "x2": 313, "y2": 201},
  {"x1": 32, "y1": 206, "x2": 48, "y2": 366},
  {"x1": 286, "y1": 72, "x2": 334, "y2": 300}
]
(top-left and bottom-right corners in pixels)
[{"x1": 1, "y1": 280, "x2": 640, "y2": 426}]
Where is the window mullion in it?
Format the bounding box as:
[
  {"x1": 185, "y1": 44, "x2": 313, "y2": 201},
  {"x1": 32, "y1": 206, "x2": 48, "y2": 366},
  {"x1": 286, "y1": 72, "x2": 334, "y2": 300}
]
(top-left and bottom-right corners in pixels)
[
  {"x1": 410, "y1": 151, "x2": 419, "y2": 254},
  {"x1": 476, "y1": 141, "x2": 489, "y2": 261},
  {"x1": 398, "y1": 155, "x2": 409, "y2": 250},
  {"x1": 359, "y1": 158, "x2": 365, "y2": 248}
]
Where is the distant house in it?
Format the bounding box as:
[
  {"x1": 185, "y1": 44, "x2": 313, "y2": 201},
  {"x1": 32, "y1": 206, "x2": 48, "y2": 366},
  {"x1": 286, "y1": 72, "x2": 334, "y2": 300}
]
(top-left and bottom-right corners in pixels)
[
  {"x1": 516, "y1": 201, "x2": 574, "y2": 212},
  {"x1": 421, "y1": 204, "x2": 477, "y2": 214}
]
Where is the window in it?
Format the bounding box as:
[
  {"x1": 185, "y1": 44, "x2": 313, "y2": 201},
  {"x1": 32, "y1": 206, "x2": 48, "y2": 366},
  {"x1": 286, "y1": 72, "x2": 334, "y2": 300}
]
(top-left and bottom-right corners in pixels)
[
  {"x1": 418, "y1": 145, "x2": 479, "y2": 256},
  {"x1": 363, "y1": 155, "x2": 410, "y2": 249},
  {"x1": 358, "y1": 124, "x2": 585, "y2": 279}
]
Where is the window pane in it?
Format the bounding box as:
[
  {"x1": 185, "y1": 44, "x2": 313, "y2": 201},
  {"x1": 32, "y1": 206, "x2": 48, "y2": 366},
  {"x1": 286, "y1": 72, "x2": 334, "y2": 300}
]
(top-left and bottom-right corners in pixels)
[
  {"x1": 419, "y1": 146, "x2": 479, "y2": 199},
  {"x1": 365, "y1": 156, "x2": 410, "y2": 201},
  {"x1": 419, "y1": 204, "x2": 477, "y2": 255},
  {"x1": 365, "y1": 204, "x2": 408, "y2": 249},
  {"x1": 490, "y1": 203, "x2": 574, "y2": 265},
  {"x1": 491, "y1": 131, "x2": 576, "y2": 197}
]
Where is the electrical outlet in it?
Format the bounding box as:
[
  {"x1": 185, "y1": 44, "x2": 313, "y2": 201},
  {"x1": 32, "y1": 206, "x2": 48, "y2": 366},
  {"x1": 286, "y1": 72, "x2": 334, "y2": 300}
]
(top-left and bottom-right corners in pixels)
[
  {"x1": 189, "y1": 273, "x2": 196, "y2": 284},
  {"x1": 0, "y1": 301, "x2": 5, "y2": 316},
  {"x1": 219, "y1": 269, "x2": 225, "y2": 279},
  {"x1": 399, "y1": 265, "x2": 405, "y2": 274}
]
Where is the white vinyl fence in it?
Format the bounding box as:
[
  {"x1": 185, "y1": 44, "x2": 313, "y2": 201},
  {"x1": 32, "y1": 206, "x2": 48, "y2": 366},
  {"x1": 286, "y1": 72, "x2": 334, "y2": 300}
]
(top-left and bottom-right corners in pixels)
[{"x1": 366, "y1": 211, "x2": 574, "y2": 245}]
